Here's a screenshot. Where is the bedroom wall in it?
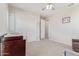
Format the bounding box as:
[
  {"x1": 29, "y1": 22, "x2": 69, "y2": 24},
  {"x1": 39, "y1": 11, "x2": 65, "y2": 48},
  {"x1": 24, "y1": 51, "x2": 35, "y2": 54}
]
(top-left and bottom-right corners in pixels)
[
  {"x1": 0, "y1": 3, "x2": 8, "y2": 35},
  {"x1": 48, "y1": 4, "x2": 79, "y2": 46},
  {"x1": 9, "y1": 6, "x2": 40, "y2": 42}
]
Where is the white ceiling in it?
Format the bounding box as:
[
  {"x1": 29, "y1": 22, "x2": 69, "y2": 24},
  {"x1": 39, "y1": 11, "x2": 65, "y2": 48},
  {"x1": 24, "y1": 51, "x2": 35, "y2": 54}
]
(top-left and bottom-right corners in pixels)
[{"x1": 10, "y1": 3, "x2": 79, "y2": 17}]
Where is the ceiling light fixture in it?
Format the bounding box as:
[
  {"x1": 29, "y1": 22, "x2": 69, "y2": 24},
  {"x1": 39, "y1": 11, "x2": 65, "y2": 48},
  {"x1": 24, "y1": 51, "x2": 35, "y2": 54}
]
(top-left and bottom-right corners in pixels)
[
  {"x1": 42, "y1": 3, "x2": 55, "y2": 11},
  {"x1": 46, "y1": 3, "x2": 53, "y2": 9}
]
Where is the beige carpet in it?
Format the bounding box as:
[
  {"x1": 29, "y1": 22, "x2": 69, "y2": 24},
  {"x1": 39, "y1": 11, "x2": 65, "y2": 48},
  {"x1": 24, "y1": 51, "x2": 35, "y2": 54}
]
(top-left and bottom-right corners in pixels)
[{"x1": 26, "y1": 40, "x2": 72, "y2": 56}]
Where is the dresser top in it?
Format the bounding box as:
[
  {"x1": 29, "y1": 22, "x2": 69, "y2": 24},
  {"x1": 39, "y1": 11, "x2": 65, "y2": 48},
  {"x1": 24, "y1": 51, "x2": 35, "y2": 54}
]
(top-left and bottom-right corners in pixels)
[{"x1": 4, "y1": 33, "x2": 22, "y2": 37}]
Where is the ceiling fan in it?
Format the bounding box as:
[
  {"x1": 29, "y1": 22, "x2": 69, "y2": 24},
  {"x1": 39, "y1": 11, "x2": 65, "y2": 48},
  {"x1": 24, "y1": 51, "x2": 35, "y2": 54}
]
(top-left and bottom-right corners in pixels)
[{"x1": 42, "y1": 3, "x2": 55, "y2": 11}]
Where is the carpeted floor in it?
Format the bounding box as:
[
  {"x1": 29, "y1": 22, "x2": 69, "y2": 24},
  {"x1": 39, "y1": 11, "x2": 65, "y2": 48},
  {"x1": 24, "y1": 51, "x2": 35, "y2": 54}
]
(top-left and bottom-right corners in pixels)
[{"x1": 26, "y1": 40, "x2": 72, "y2": 56}]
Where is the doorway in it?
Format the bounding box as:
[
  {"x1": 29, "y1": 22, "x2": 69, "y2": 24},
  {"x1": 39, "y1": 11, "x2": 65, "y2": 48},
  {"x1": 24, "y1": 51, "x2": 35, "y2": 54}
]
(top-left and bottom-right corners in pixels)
[{"x1": 40, "y1": 17, "x2": 49, "y2": 40}]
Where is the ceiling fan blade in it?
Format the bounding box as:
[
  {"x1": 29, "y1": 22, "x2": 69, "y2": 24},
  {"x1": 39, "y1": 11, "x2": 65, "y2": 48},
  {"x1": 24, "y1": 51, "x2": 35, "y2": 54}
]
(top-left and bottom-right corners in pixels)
[
  {"x1": 52, "y1": 7, "x2": 55, "y2": 10},
  {"x1": 68, "y1": 3, "x2": 74, "y2": 7},
  {"x1": 42, "y1": 7, "x2": 46, "y2": 11}
]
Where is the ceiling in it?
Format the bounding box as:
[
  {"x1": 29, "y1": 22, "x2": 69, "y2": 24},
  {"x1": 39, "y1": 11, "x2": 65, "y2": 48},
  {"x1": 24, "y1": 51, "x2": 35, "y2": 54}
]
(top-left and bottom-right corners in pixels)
[{"x1": 10, "y1": 3, "x2": 79, "y2": 17}]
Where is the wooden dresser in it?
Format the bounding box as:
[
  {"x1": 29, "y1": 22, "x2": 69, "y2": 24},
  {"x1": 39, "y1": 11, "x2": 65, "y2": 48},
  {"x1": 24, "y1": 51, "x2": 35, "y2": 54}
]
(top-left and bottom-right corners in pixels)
[
  {"x1": 72, "y1": 39, "x2": 79, "y2": 52},
  {"x1": 2, "y1": 35, "x2": 26, "y2": 56}
]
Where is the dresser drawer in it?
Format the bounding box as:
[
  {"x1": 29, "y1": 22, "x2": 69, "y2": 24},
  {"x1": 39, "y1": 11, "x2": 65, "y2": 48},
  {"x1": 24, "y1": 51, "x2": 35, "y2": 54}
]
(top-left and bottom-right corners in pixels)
[{"x1": 3, "y1": 40, "x2": 25, "y2": 56}]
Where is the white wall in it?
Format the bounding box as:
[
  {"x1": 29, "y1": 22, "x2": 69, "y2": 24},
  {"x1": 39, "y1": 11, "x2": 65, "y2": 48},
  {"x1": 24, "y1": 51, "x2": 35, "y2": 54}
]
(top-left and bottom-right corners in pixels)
[
  {"x1": 9, "y1": 6, "x2": 40, "y2": 42},
  {"x1": 48, "y1": 5, "x2": 79, "y2": 46},
  {"x1": 0, "y1": 3, "x2": 8, "y2": 35}
]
